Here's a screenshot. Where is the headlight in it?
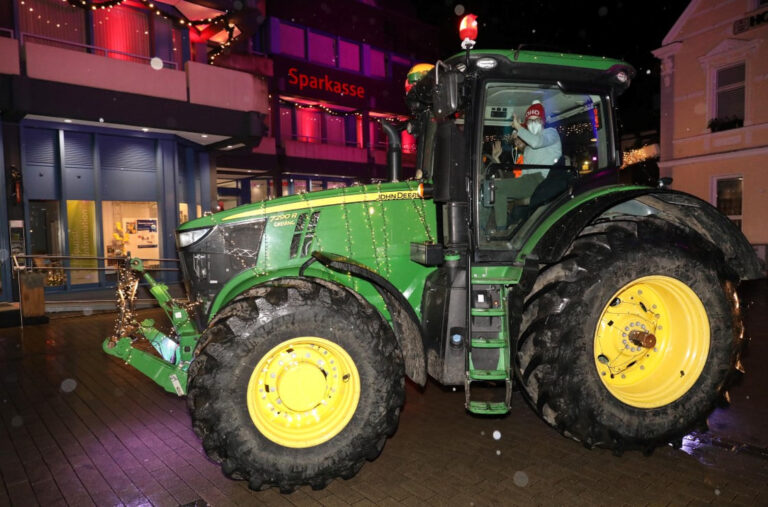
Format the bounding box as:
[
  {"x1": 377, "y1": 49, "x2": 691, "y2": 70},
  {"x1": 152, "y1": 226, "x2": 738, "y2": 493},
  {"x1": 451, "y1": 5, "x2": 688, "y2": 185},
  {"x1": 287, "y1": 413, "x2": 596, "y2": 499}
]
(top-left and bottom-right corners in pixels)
[{"x1": 176, "y1": 227, "x2": 211, "y2": 248}]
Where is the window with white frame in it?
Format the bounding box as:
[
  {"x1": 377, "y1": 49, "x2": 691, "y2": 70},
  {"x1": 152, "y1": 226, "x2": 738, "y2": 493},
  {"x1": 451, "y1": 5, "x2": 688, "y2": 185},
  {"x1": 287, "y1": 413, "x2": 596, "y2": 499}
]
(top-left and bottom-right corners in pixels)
[
  {"x1": 714, "y1": 176, "x2": 743, "y2": 229},
  {"x1": 716, "y1": 64, "x2": 745, "y2": 122}
]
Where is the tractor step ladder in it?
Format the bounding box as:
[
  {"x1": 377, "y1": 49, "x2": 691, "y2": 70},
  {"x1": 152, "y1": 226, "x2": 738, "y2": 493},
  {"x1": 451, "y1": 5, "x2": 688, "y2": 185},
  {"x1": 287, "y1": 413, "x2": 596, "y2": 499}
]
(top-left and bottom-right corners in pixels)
[{"x1": 465, "y1": 280, "x2": 512, "y2": 415}]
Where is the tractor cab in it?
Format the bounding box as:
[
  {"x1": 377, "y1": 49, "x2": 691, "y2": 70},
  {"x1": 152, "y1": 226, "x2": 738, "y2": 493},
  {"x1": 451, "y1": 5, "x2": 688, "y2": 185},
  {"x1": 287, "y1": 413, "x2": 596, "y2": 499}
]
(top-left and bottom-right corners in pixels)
[{"x1": 405, "y1": 23, "x2": 634, "y2": 262}]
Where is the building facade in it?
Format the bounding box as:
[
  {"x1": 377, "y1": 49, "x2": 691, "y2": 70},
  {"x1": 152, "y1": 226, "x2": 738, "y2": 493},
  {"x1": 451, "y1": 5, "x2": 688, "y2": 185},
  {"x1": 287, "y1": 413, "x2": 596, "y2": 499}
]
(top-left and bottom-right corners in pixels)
[
  {"x1": 0, "y1": 0, "x2": 439, "y2": 304},
  {"x1": 653, "y1": 0, "x2": 768, "y2": 261},
  {"x1": 0, "y1": 0, "x2": 270, "y2": 303},
  {"x1": 212, "y1": 0, "x2": 439, "y2": 208}
]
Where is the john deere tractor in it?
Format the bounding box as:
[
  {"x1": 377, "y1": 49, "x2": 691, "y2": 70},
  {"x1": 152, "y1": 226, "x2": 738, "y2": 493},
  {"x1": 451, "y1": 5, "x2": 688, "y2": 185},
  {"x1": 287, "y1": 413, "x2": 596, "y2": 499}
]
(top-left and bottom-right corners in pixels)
[{"x1": 104, "y1": 17, "x2": 763, "y2": 493}]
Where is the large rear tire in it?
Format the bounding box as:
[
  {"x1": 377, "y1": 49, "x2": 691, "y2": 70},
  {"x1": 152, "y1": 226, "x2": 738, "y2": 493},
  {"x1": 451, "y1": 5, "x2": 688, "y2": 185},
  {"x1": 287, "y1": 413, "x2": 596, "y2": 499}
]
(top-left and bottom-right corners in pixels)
[
  {"x1": 187, "y1": 278, "x2": 404, "y2": 492},
  {"x1": 515, "y1": 221, "x2": 743, "y2": 452}
]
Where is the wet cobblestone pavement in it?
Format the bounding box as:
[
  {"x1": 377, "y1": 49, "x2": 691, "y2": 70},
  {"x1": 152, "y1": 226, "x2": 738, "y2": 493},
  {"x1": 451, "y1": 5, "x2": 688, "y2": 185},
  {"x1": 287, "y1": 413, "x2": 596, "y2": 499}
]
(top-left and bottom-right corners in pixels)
[{"x1": 0, "y1": 279, "x2": 766, "y2": 506}]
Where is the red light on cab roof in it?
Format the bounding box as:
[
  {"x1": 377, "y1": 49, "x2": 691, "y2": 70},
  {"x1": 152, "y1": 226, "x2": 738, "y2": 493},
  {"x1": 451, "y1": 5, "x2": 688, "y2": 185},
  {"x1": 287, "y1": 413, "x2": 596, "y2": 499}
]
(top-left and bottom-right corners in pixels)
[{"x1": 459, "y1": 14, "x2": 478, "y2": 42}]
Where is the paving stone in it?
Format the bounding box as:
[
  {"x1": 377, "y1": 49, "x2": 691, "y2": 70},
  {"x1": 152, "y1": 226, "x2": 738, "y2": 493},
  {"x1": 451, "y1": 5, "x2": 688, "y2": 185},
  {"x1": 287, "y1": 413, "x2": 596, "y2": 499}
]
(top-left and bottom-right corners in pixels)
[{"x1": 1, "y1": 300, "x2": 767, "y2": 505}]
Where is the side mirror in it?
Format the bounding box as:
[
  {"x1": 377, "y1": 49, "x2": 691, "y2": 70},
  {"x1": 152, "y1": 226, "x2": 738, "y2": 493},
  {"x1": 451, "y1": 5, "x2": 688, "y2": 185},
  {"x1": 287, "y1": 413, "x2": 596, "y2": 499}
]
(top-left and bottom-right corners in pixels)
[{"x1": 433, "y1": 70, "x2": 461, "y2": 119}]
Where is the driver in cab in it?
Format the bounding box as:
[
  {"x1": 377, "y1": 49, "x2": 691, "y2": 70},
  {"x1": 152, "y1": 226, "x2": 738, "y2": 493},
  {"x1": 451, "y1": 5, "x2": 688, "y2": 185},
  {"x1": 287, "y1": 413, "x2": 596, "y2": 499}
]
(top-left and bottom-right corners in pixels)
[{"x1": 511, "y1": 100, "x2": 562, "y2": 171}]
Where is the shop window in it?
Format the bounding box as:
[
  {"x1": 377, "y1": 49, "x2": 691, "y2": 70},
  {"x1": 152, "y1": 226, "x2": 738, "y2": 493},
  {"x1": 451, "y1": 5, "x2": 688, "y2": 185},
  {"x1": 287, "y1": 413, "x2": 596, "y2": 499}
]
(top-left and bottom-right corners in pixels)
[
  {"x1": 367, "y1": 48, "x2": 386, "y2": 78},
  {"x1": 28, "y1": 200, "x2": 65, "y2": 287},
  {"x1": 18, "y1": 0, "x2": 87, "y2": 50},
  {"x1": 251, "y1": 179, "x2": 274, "y2": 202},
  {"x1": 283, "y1": 177, "x2": 351, "y2": 194},
  {"x1": 179, "y1": 202, "x2": 189, "y2": 224},
  {"x1": 714, "y1": 177, "x2": 743, "y2": 229},
  {"x1": 308, "y1": 31, "x2": 336, "y2": 66},
  {"x1": 338, "y1": 40, "x2": 360, "y2": 71},
  {"x1": 102, "y1": 201, "x2": 160, "y2": 271},
  {"x1": 711, "y1": 64, "x2": 745, "y2": 132},
  {"x1": 93, "y1": 4, "x2": 151, "y2": 64},
  {"x1": 293, "y1": 179, "x2": 308, "y2": 194},
  {"x1": 296, "y1": 107, "x2": 321, "y2": 143},
  {"x1": 66, "y1": 200, "x2": 98, "y2": 285},
  {"x1": 279, "y1": 22, "x2": 305, "y2": 59},
  {"x1": 282, "y1": 178, "x2": 308, "y2": 195},
  {"x1": 324, "y1": 113, "x2": 346, "y2": 145}
]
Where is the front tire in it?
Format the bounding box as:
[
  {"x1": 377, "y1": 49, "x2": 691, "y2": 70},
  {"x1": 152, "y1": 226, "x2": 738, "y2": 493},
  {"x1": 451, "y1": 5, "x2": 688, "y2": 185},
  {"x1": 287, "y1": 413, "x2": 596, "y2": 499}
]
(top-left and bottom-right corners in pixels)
[
  {"x1": 515, "y1": 222, "x2": 743, "y2": 451},
  {"x1": 187, "y1": 278, "x2": 404, "y2": 491}
]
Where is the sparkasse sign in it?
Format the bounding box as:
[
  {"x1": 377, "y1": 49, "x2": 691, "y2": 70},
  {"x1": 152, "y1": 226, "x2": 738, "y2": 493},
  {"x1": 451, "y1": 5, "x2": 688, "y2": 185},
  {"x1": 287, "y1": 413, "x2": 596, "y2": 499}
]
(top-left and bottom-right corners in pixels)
[{"x1": 287, "y1": 67, "x2": 365, "y2": 98}]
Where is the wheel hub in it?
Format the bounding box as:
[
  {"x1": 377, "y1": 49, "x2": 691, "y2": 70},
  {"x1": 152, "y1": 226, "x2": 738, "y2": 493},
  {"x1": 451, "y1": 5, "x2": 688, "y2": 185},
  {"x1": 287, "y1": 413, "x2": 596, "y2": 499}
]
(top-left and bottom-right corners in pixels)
[
  {"x1": 628, "y1": 330, "x2": 656, "y2": 349},
  {"x1": 278, "y1": 363, "x2": 327, "y2": 412},
  {"x1": 247, "y1": 337, "x2": 360, "y2": 448}
]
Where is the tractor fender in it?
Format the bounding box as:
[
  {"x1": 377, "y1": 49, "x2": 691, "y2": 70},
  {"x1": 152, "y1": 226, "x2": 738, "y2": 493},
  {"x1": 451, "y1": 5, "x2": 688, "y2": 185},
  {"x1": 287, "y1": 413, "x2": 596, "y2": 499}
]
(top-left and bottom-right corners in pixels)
[
  {"x1": 206, "y1": 256, "x2": 427, "y2": 386},
  {"x1": 518, "y1": 186, "x2": 763, "y2": 280},
  {"x1": 301, "y1": 251, "x2": 427, "y2": 386},
  {"x1": 207, "y1": 267, "x2": 302, "y2": 321}
]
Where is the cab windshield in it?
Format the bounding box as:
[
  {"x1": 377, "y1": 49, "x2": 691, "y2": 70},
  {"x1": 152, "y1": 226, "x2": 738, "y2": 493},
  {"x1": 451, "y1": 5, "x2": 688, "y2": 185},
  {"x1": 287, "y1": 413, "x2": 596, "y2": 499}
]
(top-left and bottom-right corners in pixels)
[{"x1": 478, "y1": 82, "x2": 614, "y2": 249}]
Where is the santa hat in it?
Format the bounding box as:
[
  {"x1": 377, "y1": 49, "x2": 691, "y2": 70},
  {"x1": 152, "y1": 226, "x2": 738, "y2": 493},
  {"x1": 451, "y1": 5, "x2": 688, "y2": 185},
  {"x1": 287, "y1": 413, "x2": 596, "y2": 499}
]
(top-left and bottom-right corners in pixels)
[{"x1": 524, "y1": 100, "x2": 545, "y2": 123}]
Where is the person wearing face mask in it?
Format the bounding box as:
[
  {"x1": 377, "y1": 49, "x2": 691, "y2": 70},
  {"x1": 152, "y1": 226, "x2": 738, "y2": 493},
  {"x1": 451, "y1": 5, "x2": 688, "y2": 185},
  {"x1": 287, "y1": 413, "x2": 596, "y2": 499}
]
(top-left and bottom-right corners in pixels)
[{"x1": 511, "y1": 100, "x2": 562, "y2": 174}]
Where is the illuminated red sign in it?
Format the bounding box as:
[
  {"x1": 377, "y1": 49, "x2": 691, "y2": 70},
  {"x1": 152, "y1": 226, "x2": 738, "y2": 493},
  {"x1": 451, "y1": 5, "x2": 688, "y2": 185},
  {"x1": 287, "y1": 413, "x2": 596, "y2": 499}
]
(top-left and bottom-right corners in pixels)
[{"x1": 287, "y1": 67, "x2": 365, "y2": 98}]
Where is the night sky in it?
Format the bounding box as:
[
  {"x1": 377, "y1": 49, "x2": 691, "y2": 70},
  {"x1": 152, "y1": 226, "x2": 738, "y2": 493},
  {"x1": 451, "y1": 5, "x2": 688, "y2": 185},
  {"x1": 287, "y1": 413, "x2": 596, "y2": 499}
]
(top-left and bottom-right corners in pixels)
[{"x1": 408, "y1": 0, "x2": 691, "y2": 135}]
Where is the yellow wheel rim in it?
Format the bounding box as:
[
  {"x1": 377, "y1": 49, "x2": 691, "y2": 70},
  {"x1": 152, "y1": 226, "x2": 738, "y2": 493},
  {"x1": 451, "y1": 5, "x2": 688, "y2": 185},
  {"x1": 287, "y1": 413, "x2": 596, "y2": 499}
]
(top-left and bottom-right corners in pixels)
[
  {"x1": 594, "y1": 276, "x2": 710, "y2": 408},
  {"x1": 246, "y1": 337, "x2": 360, "y2": 448}
]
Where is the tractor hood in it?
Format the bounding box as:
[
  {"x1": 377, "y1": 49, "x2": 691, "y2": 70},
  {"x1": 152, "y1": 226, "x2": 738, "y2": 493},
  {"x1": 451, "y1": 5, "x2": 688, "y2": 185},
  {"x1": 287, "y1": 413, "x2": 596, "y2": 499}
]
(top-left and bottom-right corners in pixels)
[
  {"x1": 175, "y1": 181, "x2": 437, "y2": 323},
  {"x1": 177, "y1": 182, "x2": 422, "y2": 232}
]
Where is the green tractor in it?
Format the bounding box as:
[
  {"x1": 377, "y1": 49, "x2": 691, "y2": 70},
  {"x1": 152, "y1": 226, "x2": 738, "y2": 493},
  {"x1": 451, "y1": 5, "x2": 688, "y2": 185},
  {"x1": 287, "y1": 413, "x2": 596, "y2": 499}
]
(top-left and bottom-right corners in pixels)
[{"x1": 104, "y1": 19, "x2": 762, "y2": 493}]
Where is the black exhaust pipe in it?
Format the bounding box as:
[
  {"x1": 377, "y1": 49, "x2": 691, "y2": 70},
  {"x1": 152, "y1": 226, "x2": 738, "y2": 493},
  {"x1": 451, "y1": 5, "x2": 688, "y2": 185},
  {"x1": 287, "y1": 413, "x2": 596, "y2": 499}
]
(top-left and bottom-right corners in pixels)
[{"x1": 381, "y1": 121, "x2": 402, "y2": 182}]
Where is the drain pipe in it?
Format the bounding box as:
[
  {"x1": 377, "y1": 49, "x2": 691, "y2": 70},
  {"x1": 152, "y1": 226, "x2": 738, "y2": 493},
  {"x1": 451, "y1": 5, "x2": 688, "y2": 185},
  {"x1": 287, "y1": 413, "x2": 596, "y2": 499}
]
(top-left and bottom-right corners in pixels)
[{"x1": 381, "y1": 121, "x2": 401, "y2": 182}]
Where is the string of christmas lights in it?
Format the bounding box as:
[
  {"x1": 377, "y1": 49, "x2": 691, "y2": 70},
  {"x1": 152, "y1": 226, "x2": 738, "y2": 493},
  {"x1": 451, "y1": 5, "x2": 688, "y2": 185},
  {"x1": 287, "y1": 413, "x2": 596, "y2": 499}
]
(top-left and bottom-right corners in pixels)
[
  {"x1": 621, "y1": 146, "x2": 654, "y2": 168},
  {"x1": 278, "y1": 98, "x2": 408, "y2": 124},
  {"x1": 556, "y1": 122, "x2": 595, "y2": 136},
  {"x1": 61, "y1": 0, "x2": 237, "y2": 61},
  {"x1": 64, "y1": 0, "x2": 127, "y2": 9},
  {"x1": 279, "y1": 98, "x2": 363, "y2": 117}
]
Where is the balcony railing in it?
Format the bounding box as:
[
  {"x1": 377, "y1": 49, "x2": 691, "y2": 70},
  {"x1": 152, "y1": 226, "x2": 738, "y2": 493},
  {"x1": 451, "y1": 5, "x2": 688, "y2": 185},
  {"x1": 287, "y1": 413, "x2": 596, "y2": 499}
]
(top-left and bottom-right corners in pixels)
[{"x1": 20, "y1": 32, "x2": 178, "y2": 70}]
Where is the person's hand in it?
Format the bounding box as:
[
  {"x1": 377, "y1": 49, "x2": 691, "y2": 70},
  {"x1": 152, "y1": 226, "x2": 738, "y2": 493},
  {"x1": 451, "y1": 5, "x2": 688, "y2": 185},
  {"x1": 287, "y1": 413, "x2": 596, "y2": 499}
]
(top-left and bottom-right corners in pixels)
[
  {"x1": 491, "y1": 140, "x2": 502, "y2": 163},
  {"x1": 512, "y1": 114, "x2": 523, "y2": 131}
]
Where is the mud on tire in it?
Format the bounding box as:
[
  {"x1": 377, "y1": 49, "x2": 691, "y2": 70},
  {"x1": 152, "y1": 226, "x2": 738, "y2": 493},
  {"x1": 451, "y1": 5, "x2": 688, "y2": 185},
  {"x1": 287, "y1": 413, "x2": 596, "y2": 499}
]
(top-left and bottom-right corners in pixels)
[
  {"x1": 187, "y1": 278, "x2": 405, "y2": 492},
  {"x1": 515, "y1": 220, "x2": 744, "y2": 452}
]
